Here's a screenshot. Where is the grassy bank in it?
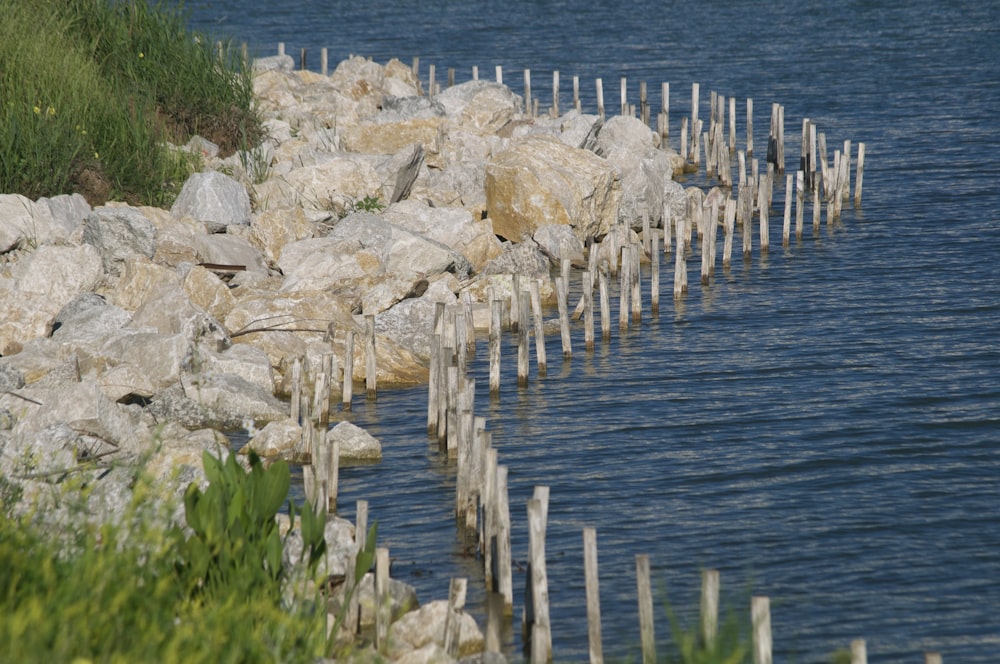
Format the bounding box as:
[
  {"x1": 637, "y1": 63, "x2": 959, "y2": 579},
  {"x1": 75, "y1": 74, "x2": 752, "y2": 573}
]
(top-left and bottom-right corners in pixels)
[
  {"x1": 0, "y1": 452, "x2": 336, "y2": 663},
  {"x1": 0, "y1": 0, "x2": 261, "y2": 207}
]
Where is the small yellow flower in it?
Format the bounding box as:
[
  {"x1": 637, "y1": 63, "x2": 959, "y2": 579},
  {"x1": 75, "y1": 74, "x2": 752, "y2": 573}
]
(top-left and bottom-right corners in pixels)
[
  {"x1": 94, "y1": 152, "x2": 100, "y2": 160},
  {"x1": 47, "y1": 106, "x2": 56, "y2": 117},
  {"x1": 33, "y1": 105, "x2": 41, "y2": 115},
  {"x1": 139, "y1": 52, "x2": 144, "y2": 59}
]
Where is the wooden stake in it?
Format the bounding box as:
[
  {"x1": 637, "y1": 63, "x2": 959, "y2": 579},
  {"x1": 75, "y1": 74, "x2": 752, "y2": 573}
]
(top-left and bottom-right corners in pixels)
[
  {"x1": 700, "y1": 569, "x2": 720, "y2": 649},
  {"x1": 342, "y1": 330, "x2": 354, "y2": 410},
  {"x1": 854, "y1": 142, "x2": 866, "y2": 207},
  {"x1": 489, "y1": 298, "x2": 502, "y2": 395},
  {"x1": 752, "y1": 596, "x2": 772, "y2": 664},
  {"x1": 529, "y1": 279, "x2": 547, "y2": 377},
  {"x1": 375, "y1": 547, "x2": 390, "y2": 651},
  {"x1": 636, "y1": 554, "x2": 656, "y2": 664},
  {"x1": 365, "y1": 314, "x2": 376, "y2": 400},
  {"x1": 517, "y1": 290, "x2": 530, "y2": 387},
  {"x1": 850, "y1": 638, "x2": 867, "y2": 664},
  {"x1": 556, "y1": 276, "x2": 571, "y2": 358},
  {"x1": 443, "y1": 577, "x2": 467, "y2": 657},
  {"x1": 583, "y1": 527, "x2": 604, "y2": 664}
]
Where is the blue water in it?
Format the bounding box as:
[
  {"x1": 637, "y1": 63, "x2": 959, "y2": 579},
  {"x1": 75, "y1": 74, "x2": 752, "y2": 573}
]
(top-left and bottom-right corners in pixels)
[{"x1": 186, "y1": 1, "x2": 1000, "y2": 661}]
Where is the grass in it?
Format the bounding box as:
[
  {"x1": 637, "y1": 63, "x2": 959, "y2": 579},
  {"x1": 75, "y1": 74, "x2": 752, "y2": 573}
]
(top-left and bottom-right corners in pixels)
[
  {"x1": 0, "y1": 0, "x2": 262, "y2": 207},
  {"x1": 0, "y1": 452, "x2": 335, "y2": 663}
]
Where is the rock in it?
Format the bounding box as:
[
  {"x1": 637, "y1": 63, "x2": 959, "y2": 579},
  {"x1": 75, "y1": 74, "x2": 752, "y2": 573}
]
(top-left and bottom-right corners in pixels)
[
  {"x1": 51, "y1": 294, "x2": 131, "y2": 347},
  {"x1": 179, "y1": 371, "x2": 287, "y2": 426},
  {"x1": 253, "y1": 54, "x2": 295, "y2": 73},
  {"x1": 351, "y1": 572, "x2": 420, "y2": 629},
  {"x1": 263, "y1": 154, "x2": 383, "y2": 215},
  {"x1": 82, "y1": 206, "x2": 157, "y2": 276},
  {"x1": 191, "y1": 231, "x2": 269, "y2": 273},
  {"x1": 383, "y1": 200, "x2": 503, "y2": 272},
  {"x1": 485, "y1": 134, "x2": 621, "y2": 243},
  {"x1": 479, "y1": 240, "x2": 552, "y2": 278},
  {"x1": 278, "y1": 512, "x2": 356, "y2": 578},
  {"x1": 108, "y1": 255, "x2": 180, "y2": 312},
  {"x1": 170, "y1": 171, "x2": 252, "y2": 232},
  {"x1": 375, "y1": 282, "x2": 458, "y2": 361},
  {"x1": 197, "y1": 342, "x2": 275, "y2": 394},
  {"x1": 248, "y1": 206, "x2": 315, "y2": 267},
  {"x1": 0, "y1": 193, "x2": 39, "y2": 252},
  {"x1": 241, "y1": 418, "x2": 302, "y2": 459},
  {"x1": 99, "y1": 330, "x2": 191, "y2": 390},
  {"x1": 387, "y1": 600, "x2": 485, "y2": 660},
  {"x1": 532, "y1": 224, "x2": 585, "y2": 264},
  {"x1": 435, "y1": 80, "x2": 522, "y2": 135},
  {"x1": 329, "y1": 420, "x2": 382, "y2": 461},
  {"x1": 182, "y1": 264, "x2": 237, "y2": 322},
  {"x1": 1, "y1": 244, "x2": 104, "y2": 354}
]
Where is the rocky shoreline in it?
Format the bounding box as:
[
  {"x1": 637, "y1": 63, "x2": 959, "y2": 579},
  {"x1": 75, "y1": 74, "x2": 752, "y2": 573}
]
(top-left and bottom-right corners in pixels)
[{"x1": 0, "y1": 53, "x2": 692, "y2": 661}]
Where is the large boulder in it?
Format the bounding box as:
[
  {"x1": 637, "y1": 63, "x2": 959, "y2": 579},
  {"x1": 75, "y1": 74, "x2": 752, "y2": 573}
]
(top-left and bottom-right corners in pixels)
[
  {"x1": 435, "y1": 80, "x2": 522, "y2": 135},
  {"x1": 329, "y1": 420, "x2": 382, "y2": 461},
  {"x1": 386, "y1": 599, "x2": 485, "y2": 660},
  {"x1": 485, "y1": 134, "x2": 621, "y2": 243},
  {"x1": 82, "y1": 206, "x2": 157, "y2": 276},
  {"x1": 170, "y1": 171, "x2": 252, "y2": 231},
  {"x1": 382, "y1": 200, "x2": 503, "y2": 271}
]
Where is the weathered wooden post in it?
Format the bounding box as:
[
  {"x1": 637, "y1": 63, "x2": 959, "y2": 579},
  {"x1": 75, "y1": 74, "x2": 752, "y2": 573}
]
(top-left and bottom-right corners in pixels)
[
  {"x1": 752, "y1": 596, "x2": 772, "y2": 664},
  {"x1": 489, "y1": 297, "x2": 502, "y2": 395},
  {"x1": 342, "y1": 330, "x2": 354, "y2": 411},
  {"x1": 365, "y1": 314, "x2": 376, "y2": 400},
  {"x1": 636, "y1": 554, "x2": 655, "y2": 664},
  {"x1": 850, "y1": 638, "x2": 867, "y2": 664},
  {"x1": 583, "y1": 527, "x2": 604, "y2": 664},
  {"x1": 529, "y1": 279, "x2": 547, "y2": 377},
  {"x1": 375, "y1": 547, "x2": 391, "y2": 651},
  {"x1": 700, "y1": 569, "x2": 720, "y2": 649},
  {"x1": 443, "y1": 577, "x2": 467, "y2": 657}
]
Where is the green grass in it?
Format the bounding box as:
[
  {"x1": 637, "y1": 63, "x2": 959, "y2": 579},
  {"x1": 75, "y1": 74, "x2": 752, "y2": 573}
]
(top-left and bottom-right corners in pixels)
[
  {"x1": 0, "y1": 452, "x2": 334, "y2": 663},
  {"x1": 0, "y1": 0, "x2": 262, "y2": 207}
]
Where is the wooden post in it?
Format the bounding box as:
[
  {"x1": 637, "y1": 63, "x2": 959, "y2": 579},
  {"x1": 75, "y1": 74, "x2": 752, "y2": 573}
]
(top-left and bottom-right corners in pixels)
[
  {"x1": 813, "y1": 186, "x2": 821, "y2": 233},
  {"x1": 486, "y1": 592, "x2": 504, "y2": 653},
  {"x1": 365, "y1": 314, "x2": 376, "y2": 400},
  {"x1": 525, "y1": 488, "x2": 551, "y2": 663},
  {"x1": 598, "y1": 268, "x2": 610, "y2": 341},
  {"x1": 596, "y1": 78, "x2": 605, "y2": 121},
  {"x1": 443, "y1": 577, "x2": 467, "y2": 658},
  {"x1": 530, "y1": 279, "x2": 547, "y2": 377},
  {"x1": 583, "y1": 527, "x2": 604, "y2": 664},
  {"x1": 517, "y1": 290, "x2": 530, "y2": 387},
  {"x1": 472, "y1": 65, "x2": 478, "y2": 80},
  {"x1": 375, "y1": 547, "x2": 390, "y2": 651},
  {"x1": 618, "y1": 245, "x2": 630, "y2": 331},
  {"x1": 636, "y1": 554, "x2": 656, "y2": 664},
  {"x1": 556, "y1": 276, "x2": 572, "y2": 358},
  {"x1": 752, "y1": 596, "x2": 772, "y2": 664},
  {"x1": 759, "y1": 179, "x2": 769, "y2": 253},
  {"x1": 327, "y1": 425, "x2": 339, "y2": 513},
  {"x1": 342, "y1": 330, "x2": 354, "y2": 411},
  {"x1": 924, "y1": 653, "x2": 942, "y2": 664},
  {"x1": 573, "y1": 75, "x2": 581, "y2": 112},
  {"x1": 489, "y1": 298, "x2": 502, "y2": 395},
  {"x1": 660, "y1": 82, "x2": 670, "y2": 147},
  {"x1": 428, "y1": 333, "x2": 441, "y2": 434},
  {"x1": 462, "y1": 291, "x2": 476, "y2": 359},
  {"x1": 850, "y1": 638, "x2": 867, "y2": 664},
  {"x1": 795, "y1": 171, "x2": 805, "y2": 240},
  {"x1": 290, "y1": 357, "x2": 302, "y2": 424},
  {"x1": 630, "y1": 244, "x2": 642, "y2": 324},
  {"x1": 552, "y1": 70, "x2": 560, "y2": 117},
  {"x1": 782, "y1": 173, "x2": 793, "y2": 247},
  {"x1": 320, "y1": 47, "x2": 328, "y2": 75},
  {"x1": 429, "y1": 64, "x2": 436, "y2": 98},
  {"x1": 496, "y1": 465, "x2": 513, "y2": 612},
  {"x1": 495, "y1": 65, "x2": 503, "y2": 85},
  {"x1": 723, "y1": 198, "x2": 735, "y2": 268},
  {"x1": 447, "y1": 67, "x2": 455, "y2": 88},
  {"x1": 620, "y1": 76, "x2": 627, "y2": 116},
  {"x1": 746, "y1": 97, "x2": 754, "y2": 159},
  {"x1": 674, "y1": 217, "x2": 686, "y2": 299},
  {"x1": 700, "y1": 569, "x2": 720, "y2": 649},
  {"x1": 510, "y1": 273, "x2": 520, "y2": 331},
  {"x1": 640, "y1": 80, "x2": 649, "y2": 126},
  {"x1": 690, "y1": 82, "x2": 700, "y2": 164},
  {"x1": 854, "y1": 142, "x2": 865, "y2": 207},
  {"x1": 345, "y1": 499, "x2": 367, "y2": 635},
  {"x1": 741, "y1": 184, "x2": 753, "y2": 260},
  {"x1": 524, "y1": 69, "x2": 532, "y2": 117},
  {"x1": 650, "y1": 230, "x2": 660, "y2": 316}
]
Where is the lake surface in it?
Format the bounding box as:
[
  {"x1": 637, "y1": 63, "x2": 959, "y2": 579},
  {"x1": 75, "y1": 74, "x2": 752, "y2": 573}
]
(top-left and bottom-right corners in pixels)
[{"x1": 185, "y1": 1, "x2": 1000, "y2": 661}]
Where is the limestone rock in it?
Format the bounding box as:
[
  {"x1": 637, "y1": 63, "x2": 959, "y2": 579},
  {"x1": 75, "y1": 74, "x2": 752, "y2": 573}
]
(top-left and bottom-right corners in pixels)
[
  {"x1": 179, "y1": 371, "x2": 287, "y2": 427},
  {"x1": 329, "y1": 420, "x2": 382, "y2": 461},
  {"x1": 485, "y1": 134, "x2": 621, "y2": 243},
  {"x1": 248, "y1": 206, "x2": 314, "y2": 267},
  {"x1": 182, "y1": 264, "x2": 237, "y2": 322},
  {"x1": 108, "y1": 255, "x2": 180, "y2": 312},
  {"x1": 170, "y1": 170, "x2": 251, "y2": 231},
  {"x1": 191, "y1": 232, "x2": 269, "y2": 273},
  {"x1": 241, "y1": 418, "x2": 301, "y2": 459},
  {"x1": 383, "y1": 200, "x2": 503, "y2": 271},
  {"x1": 82, "y1": 206, "x2": 157, "y2": 276},
  {"x1": 387, "y1": 600, "x2": 485, "y2": 660},
  {"x1": 533, "y1": 224, "x2": 585, "y2": 264}
]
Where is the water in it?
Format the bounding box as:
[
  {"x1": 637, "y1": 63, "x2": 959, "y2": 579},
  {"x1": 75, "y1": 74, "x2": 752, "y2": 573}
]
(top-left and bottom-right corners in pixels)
[{"x1": 185, "y1": 1, "x2": 1000, "y2": 660}]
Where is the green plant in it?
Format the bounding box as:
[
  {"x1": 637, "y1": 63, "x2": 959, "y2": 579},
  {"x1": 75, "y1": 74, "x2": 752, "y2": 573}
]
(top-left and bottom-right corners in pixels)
[
  {"x1": 345, "y1": 194, "x2": 387, "y2": 215},
  {"x1": 661, "y1": 598, "x2": 751, "y2": 664}
]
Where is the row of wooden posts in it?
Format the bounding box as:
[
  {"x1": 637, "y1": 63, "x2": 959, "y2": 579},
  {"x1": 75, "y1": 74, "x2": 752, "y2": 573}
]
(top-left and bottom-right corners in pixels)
[
  {"x1": 264, "y1": 42, "x2": 865, "y2": 211},
  {"x1": 280, "y1": 219, "x2": 953, "y2": 662}
]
